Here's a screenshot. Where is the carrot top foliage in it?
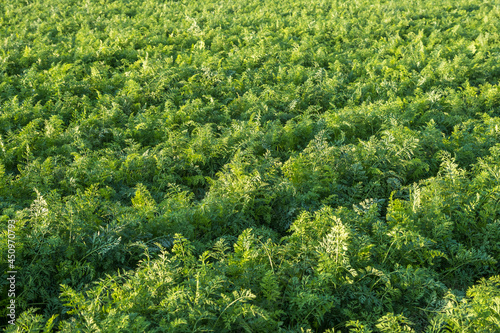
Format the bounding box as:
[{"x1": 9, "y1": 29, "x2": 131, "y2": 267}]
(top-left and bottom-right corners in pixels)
[{"x1": 1, "y1": 0, "x2": 500, "y2": 331}]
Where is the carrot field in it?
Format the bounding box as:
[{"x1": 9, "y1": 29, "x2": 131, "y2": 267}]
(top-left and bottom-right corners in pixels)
[{"x1": 1, "y1": 0, "x2": 500, "y2": 331}]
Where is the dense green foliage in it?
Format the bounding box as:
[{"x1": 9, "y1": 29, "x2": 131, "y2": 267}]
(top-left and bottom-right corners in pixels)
[{"x1": 1, "y1": 0, "x2": 500, "y2": 331}]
